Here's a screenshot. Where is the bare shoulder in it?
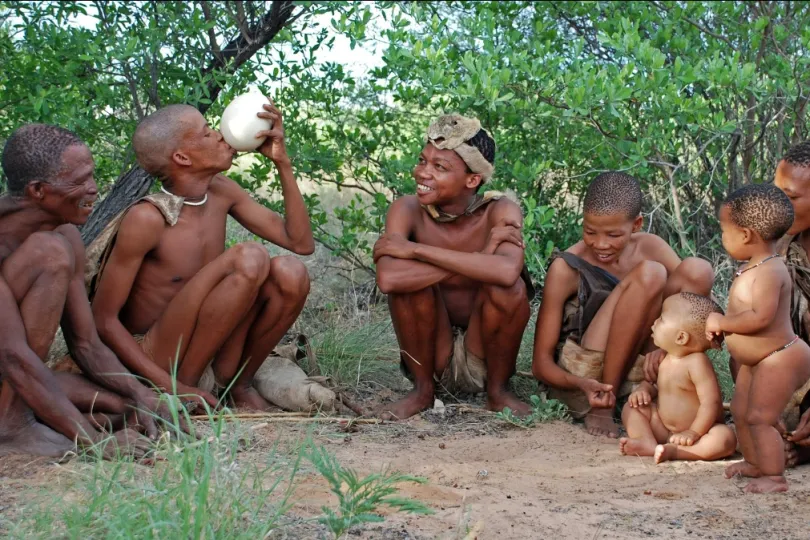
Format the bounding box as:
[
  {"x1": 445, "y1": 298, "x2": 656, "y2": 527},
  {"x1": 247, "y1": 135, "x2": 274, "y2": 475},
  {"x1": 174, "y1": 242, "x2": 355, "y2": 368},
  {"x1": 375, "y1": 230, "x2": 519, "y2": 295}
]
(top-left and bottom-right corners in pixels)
[
  {"x1": 390, "y1": 195, "x2": 421, "y2": 214},
  {"x1": 635, "y1": 233, "x2": 675, "y2": 256},
  {"x1": 117, "y1": 201, "x2": 166, "y2": 250},
  {"x1": 544, "y1": 256, "x2": 579, "y2": 292},
  {"x1": 487, "y1": 197, "x2": 522, "y2": 223},
  {"x1": 209, "y1": 174, "x2": 246, "y2": 203}
]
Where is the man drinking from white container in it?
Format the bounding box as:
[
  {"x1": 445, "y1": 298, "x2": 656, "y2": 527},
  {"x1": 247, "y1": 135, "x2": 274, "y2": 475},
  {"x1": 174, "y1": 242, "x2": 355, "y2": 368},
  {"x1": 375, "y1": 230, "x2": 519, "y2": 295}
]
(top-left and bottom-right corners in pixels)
[{"x1": 86, "y1": 95, "x2": 315, "y2": 411}]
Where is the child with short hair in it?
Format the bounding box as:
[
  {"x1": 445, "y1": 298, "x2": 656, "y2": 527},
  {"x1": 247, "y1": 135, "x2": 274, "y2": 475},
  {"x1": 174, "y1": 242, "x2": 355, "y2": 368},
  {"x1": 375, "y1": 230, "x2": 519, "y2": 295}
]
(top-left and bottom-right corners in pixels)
[
  {"x1": 710, "y1": 183, "x2": 810, "y2": 493},
  {"x1": 619, "y1": 292, "x2": 737, "y2": 463}
]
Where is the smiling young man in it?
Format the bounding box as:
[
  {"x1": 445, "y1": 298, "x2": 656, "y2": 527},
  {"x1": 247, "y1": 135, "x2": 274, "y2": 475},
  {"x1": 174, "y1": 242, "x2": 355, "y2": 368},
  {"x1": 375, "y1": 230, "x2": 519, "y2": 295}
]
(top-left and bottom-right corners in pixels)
[
  {"x1": 0, "y1": 124, "x2": 177, "y2": 458},
  {"x1": 88, "y1": 102, "x2": 314, "y2": 411},
  {"x1": 531, "y1": 172, "x2": 714, "y2": 438},
  {"x1": 373, "y1": 114, "x2": 534, "y2": 420}
]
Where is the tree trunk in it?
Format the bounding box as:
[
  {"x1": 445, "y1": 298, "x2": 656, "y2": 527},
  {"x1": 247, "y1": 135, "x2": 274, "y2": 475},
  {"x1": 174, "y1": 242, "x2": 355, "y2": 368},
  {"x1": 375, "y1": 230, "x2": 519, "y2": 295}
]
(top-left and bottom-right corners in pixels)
[
  {"x1": 81, "y1": 168, "x2": 155, "y2": 245},
  {"x1": 79, "y1": 0, "x2": 299, "y2": 246}
]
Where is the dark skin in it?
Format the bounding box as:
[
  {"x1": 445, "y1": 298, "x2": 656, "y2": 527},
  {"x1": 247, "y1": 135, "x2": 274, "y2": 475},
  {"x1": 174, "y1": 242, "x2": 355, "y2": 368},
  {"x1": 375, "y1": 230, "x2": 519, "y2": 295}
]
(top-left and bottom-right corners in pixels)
[
  {"x1": 373, "y1": 143, "x2": 531, "y2": 420},
  {"x1": 92, "y1": 102, "x2": 314, "y2": 412},
  {"x1": 532, "y1": 212, "x2": 714, "y2": 438},
  {"x1": 0, "y1": 143, "x2": 178, "y2": 459},
  {"x1": 772, "y1": 160, "x2": 810, "y2": 468}
]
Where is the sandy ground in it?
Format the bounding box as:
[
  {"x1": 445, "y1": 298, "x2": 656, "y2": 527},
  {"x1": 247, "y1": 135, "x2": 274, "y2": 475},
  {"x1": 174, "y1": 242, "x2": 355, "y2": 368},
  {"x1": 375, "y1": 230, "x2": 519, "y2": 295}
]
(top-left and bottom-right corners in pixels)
[{"x1": 3, "y1": 413, "x2": 810, "y2": 539}]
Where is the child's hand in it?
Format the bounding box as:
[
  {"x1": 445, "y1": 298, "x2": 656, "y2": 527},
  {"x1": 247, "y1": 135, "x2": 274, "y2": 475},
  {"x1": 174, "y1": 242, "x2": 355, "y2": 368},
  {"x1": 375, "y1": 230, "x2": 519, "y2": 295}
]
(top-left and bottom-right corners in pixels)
[
  {"x1": 628, "y1": 388, "x2": 652, "y2": 408},
  {"x1": 705, "y1": 313, "x2": 724, "y2": 342},
  {"x1": 669, "y1": 430, "x2": 700, "y2": 446}
]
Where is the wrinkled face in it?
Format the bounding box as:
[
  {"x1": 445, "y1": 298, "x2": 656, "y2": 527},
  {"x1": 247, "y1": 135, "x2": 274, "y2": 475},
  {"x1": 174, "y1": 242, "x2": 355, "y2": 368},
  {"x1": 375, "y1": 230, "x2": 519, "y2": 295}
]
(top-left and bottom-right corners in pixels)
[
  {"x1": 718, "y1": 205, "x2": 750, "y2": 261},
  {"x1": 413, "y1": 143, "x2": 480, "y2": 206},
  {"x1": 774, "y1": 160, "x2": 810, "y2": 235},
  {"x1": 581, "y1": 212, "x2": 642, "y2": 264},
  {"x1": 33, "y1": 144, "x2": 98, "y2": 225},
  {"x1": 177, "y1": 109, "x2": 236, "y2": 173},
  {"x1": 651, "y1": 295, "x2": 687, "y2": 352}
]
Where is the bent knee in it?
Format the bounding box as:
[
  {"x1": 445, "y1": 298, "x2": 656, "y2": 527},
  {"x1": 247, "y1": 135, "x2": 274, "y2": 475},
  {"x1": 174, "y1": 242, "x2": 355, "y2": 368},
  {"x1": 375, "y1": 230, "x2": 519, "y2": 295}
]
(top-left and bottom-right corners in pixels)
[
  {"x1": 482, "y1": 278, "x2": 528, "y2": 312},
  {"x1": 677, "y1": 257, "x2": 714, "y2": 294},
  {"x1": 630, "y1": 260, "x2": 667, "y2": 293},
  {"x1": 29, "y1": 232, "x2": 75, "y2": 275},
  {"x1": 269, "y1": 256, "x2": 310, "y2": 299},
  {"x1": 229, "y1": 242, "x2": 271, "y2": 283},
  {"x1": 745, "y1": 408, "x2": 780, "y2": 427}
]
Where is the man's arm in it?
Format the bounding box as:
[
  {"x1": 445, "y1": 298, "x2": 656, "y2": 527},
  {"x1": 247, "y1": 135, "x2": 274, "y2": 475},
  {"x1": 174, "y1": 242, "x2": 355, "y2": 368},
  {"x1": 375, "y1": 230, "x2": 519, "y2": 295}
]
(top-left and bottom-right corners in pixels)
[
  {"x1": 226, "y1": 101, "x2": 314, "y2": 255},
  {"x1": 375, "y1": 200, "x2": 525, "y2": 288},
  {"x1": 56, "y1": 226, "x2": 164, "y2": 408},
  {"x1": 91, "y1": 205, "x2": 192, "y2": 394},
  {"x1": 375, "y1": 197, "x2": 453, "y2": 294},
  {"x1": 0, "y1": 276, "x2": 100, "y2": 446}
]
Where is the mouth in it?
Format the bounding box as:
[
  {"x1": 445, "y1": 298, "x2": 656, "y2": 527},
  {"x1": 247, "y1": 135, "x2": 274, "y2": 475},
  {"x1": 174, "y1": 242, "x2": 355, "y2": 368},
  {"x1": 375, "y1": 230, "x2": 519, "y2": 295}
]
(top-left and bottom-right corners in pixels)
[
  {"x1": 79, "y1": 200, "x2": 95, "y2": 211},
  {"x1": 416, "y1": 183, "x2": 435, "y2": 194},
  {"x1": 594, "y1": 252, "x2": 614, "y2": 262}
]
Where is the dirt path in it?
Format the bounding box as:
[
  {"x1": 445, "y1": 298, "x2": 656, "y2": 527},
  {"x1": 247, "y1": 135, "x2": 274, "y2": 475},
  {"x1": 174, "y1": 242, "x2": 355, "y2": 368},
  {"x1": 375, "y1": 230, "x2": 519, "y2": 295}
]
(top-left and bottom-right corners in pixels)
[
  {"x1": 2, "y1": 417, "x2": 810, "y2": 539},
  {"x1": 285, "y1": 418, "x2": 810, "y2": 539}
]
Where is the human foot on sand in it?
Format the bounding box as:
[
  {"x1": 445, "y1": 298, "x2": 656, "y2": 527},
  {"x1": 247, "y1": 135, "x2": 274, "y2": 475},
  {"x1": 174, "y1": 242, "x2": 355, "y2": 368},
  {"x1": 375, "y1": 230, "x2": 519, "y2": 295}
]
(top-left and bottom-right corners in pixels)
[
  {"x1": 487, "y1": 390, "x2": 531, "y2": 416},
  {"x1": 619, "y1": 437, "x2": 656, "y2": 456},
  {"x1": 654, "y1": 444, "x2": 679, "y2": 464},
  {"x1": 585, "y1": 407, "x2": 620, "y2": 438},
  {"x1": 724, "y1": 460, "x2": 762, "y2": 479},
  {"x1": 230, "y1": 387, "x2": 273, "y2": 411},
  {"x1": 744, "y1": 476, "x2": 788, "y2": 494},
  {"x1": 0, "y1": 420, "x2": 75, "y2": 458},
  {"x1": 378, "y1": 389, "x2": 434, "y2": 421}
]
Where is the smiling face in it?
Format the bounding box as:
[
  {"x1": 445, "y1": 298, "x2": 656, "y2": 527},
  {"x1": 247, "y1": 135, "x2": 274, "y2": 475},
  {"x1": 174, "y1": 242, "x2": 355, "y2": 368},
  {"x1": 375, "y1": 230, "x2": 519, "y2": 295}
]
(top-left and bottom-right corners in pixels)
[
  {"x1": 581, "y1": 211, "x2": 642, "y2": 264},
  {"x1": 774, "y1": 160, "x2": 810, "y2": 235},
  {"x1": 413, "y1": 143, "x2": 481, "y2": 207},
  {"x1": 30, "y1": 143, "x2": 98, "y2": 225}
]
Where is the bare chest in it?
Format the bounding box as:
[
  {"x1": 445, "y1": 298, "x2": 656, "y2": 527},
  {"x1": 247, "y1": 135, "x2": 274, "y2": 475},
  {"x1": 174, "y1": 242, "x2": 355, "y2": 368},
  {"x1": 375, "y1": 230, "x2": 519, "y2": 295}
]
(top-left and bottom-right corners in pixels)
[
  {"x1": 411, "y1": 213, "x2": 491, "y2": 253},
  {"x1": 657, "y1": 359, "x2": 693, "y2": 394},
  {"x1": 147, "y1": 209, "x2": 228, "y2": 280}
]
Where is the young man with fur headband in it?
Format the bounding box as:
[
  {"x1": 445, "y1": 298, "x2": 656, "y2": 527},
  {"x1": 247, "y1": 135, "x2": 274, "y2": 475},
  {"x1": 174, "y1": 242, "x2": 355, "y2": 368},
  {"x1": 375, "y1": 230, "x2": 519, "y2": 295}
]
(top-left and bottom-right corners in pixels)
[{"x1": 373, "y1": 114, "x2": 534, "y2": 420}]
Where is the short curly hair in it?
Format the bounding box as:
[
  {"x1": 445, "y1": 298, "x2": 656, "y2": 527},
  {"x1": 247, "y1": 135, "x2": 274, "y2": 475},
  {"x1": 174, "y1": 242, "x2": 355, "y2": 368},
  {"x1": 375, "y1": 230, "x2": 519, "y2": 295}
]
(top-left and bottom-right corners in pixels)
[
  {"x1": 583, "y1": 171, "x2": 643, "y2": 219},
  {"x1": 133, "y1": 104, "x2": 199, "y2": 179},
  {"x1": 723, "y1": 183, "x2": 794, "y2": 241},
  {"x1": 1, "y1": 124, "x2": 84, "y2": 196},
  {"x1": 784, "y1": 140, "x2": 810, "y2": 168},
  {"x1": 677, "y1": 292, "x2": 724, "y2": 350}
]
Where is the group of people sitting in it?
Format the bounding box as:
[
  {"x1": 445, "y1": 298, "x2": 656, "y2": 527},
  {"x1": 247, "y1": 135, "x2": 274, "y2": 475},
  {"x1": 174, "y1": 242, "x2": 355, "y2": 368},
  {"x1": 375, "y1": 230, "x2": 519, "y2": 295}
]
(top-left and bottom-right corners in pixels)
[{"x1": 2, "y1": 104, "x2": 810, "y2": 495}]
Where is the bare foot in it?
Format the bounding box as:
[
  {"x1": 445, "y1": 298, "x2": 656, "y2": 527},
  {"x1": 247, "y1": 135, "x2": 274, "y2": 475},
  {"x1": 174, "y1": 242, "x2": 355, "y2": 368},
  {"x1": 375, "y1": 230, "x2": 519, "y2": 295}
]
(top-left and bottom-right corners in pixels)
[
  {"x1": 487, "y1": 391, "x2": 531, "y2": 416},
  {"x1": 744, "y1": 475, "x2": 788, "y2": 494},
  {"x1": 724, "y1": 460, "x2": 762, "y2": 479},
  {"x1": 585, "y1": 407, "x2": 620, "y2": 438},
  {"x1": 0, "y1": 421, "x2": 76, "y2": 458},
  {"x1": 377, "y1": 389, "x2": 433, "y2": 421},
  {"x1": 654, "y1": 444, "x2": 677, "y2": 464},
  {"x1": 230, "y1": 387, "x2": 273, "y2": 411},
  {"x1": 618, "y1": 437, "x2": 655, "y2": 457}
]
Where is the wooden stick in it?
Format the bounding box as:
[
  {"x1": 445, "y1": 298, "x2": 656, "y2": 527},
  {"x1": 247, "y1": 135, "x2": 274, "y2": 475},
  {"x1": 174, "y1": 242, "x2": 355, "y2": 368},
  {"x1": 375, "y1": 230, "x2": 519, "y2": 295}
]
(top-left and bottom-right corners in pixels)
[
  {"x1": 516, "y1": 370, "x2": 534, "y2": 379},
  {"x1": 190, "y1": 411, "x2": 313, "y2": 420},
  {"x1": 337, "y1": 392, "x2": 366, "y2": 416},
  {"x1": 190, "y1": 412, "x2": 382, "y2": 425}
]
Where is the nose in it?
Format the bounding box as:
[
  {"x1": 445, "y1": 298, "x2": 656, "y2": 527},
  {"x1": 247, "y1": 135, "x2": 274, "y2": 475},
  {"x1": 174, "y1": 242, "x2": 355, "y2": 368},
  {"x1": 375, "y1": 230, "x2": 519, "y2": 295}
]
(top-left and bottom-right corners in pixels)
[
  {"x1": 87, "y1": 178, "x2": 99, "y2": 196},
  {"x1": 413, "y1": 166, "x2": 431, "y2": 181}
]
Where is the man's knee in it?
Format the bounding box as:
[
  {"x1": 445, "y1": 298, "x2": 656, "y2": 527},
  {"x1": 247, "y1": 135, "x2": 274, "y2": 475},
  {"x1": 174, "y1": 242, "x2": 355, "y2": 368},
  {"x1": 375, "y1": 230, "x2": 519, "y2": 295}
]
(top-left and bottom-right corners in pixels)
[
  {"x1": 630, "y1": 260, "x2": 667, "y2": 295},
  {"x1": 30, "y1": 232, "x2": 75, "y2": 276},
  {"x1": 482, "y1": 278, "x2": 528, "y2": 313},
  {"x1": 676, "y1": 257, "x2": 714, "y2": 294},
  {"x1": 229, "y1": 242, "x2": 271, "y2": 284},
  {"x1": 268, "y1": 256, "x2": 310, "y2": 300},
  {"x1": 745, "y1": 406, "x2": 778, "y2": 427}
]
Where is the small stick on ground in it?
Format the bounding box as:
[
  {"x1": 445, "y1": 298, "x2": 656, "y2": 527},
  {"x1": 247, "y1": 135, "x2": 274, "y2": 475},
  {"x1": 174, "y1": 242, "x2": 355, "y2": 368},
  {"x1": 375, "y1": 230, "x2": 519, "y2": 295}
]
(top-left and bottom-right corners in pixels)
[
  {"x1": 190, "y1": 411, "x2": 313, "y2": 420},
  {"x1": 337, "y1": 392, "x2": 366, "y2": 416}
]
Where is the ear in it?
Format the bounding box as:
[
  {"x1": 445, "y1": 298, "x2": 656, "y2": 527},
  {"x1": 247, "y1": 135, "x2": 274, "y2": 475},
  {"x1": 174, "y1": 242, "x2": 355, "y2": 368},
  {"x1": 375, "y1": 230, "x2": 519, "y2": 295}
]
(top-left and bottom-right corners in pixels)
[
  {"x1": 741, "y1": 227, "x2": 756, "y2": 244},
  {"x1": 25, "y1": 181, "x2": 47, "y2": 201},
  {"x1": 465, "y1": 173, "x2": 483, "y2": 191},
  {"x1": 675, "y1": 330, "x2": 690, "y2": 346},
  {"x1": 632, "y1": 214, "x2": 643, "y2": 233},
  {"x1": 171, "y1": 150, "x2": 192, "y2": 167}
]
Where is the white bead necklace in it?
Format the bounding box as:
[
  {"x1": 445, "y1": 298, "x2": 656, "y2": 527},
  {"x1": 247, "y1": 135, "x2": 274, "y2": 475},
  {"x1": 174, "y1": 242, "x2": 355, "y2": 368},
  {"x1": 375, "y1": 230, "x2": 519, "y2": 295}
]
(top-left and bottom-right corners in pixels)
[{"x1": 160, "y1": 186, "x2": 208, "y2": 206}]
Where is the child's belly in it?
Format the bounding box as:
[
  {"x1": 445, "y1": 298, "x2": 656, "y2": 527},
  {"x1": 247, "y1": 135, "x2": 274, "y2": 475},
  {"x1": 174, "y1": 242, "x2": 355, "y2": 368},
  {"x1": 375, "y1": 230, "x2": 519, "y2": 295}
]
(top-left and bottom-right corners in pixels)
[
  {"x1": 657, "y1": 390, "x2": 702, "y2": 433},
  {"x1": 725, "y1": 332, "x2": 797, "y2": 366}
]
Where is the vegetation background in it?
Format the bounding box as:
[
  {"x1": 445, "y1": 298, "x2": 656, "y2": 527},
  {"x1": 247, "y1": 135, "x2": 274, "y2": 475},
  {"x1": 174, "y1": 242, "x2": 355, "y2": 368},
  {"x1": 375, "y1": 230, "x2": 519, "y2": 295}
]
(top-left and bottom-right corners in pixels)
[{"x1": 1, "y1": 1, "x2": 810, "y2": 535}]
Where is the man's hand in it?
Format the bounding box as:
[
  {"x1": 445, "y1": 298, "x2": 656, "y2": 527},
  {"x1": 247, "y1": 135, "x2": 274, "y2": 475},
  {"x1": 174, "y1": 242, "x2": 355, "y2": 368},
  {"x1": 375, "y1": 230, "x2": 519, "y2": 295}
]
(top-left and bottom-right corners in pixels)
[
  {"x1": 788, "y1": 408, "x2": 810, "y2": 447},
  {"x1": 255, "y1": 102, "x2": 289, "y2": 164},
  {"x1": 628, "y1": 387, "x2": 652, "y2": 408},
  {"x1": 84, "y1": 428, "x2": 154, "y2": 460},
  {"x1": 579, "y1": 378, "x2": 615, "y2": 408},
  {"x1": 643, "y1": 349, "x2": 666, "y2": 383},
  {"x1": 373, "y1": 233, "x2": 417, "y2": 263},
  {"x1": 669, "y1": 430, "x2": 700, "y2": 446},
  {"x1": 483, "y1": 219, "x2": 524, "y2": 255},
  {"x1": 175, "y1": 384, "x2": 219, "y2": 410},
  {"x1": 705, "y1": 313, "x2": 724, "y2": 342}
]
